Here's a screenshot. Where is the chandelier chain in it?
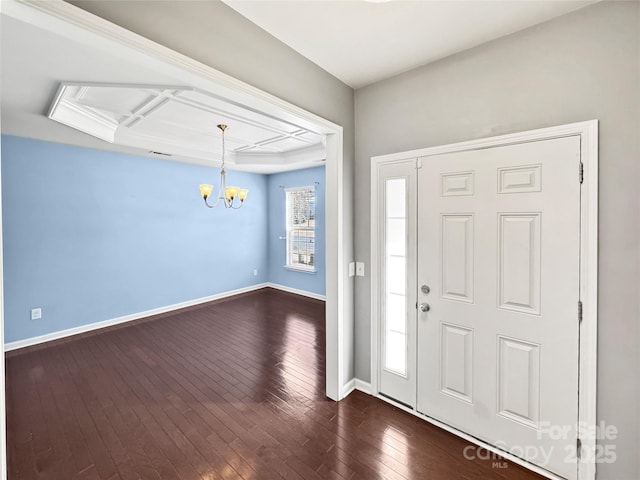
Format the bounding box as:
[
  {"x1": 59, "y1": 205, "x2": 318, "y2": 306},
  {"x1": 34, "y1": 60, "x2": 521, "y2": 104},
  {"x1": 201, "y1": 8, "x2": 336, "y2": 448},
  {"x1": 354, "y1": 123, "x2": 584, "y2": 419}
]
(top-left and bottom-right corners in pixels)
[{"x1": 220, "y1": 125, "x2": 226, "y2": 170}]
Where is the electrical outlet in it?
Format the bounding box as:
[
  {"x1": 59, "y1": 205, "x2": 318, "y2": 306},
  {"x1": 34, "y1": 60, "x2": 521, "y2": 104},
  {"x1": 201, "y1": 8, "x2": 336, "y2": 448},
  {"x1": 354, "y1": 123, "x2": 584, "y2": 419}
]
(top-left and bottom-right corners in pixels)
[
  {"x1": 31, "y1": 308, "x2": 42, "y2": 320},
  {"x1": 356, "y1": 262, "x2": 365, "y2": 277},
  {"x1": 348, "y1": 262, "x2": 355, "y2": 277},
  {"x1": 253, "y1": 269, "x2": 258, "y2": 276}
]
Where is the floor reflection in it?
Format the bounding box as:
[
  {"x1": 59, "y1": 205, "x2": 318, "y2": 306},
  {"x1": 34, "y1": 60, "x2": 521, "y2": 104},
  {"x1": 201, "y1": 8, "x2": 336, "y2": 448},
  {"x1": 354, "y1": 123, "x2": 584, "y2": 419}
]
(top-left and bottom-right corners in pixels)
[
  {"x1": 279, "y1": 313, "x2": 321, "y2": 400},
  {"x1": 379, "y1": 425, "x2": 411, "y2": 478}
]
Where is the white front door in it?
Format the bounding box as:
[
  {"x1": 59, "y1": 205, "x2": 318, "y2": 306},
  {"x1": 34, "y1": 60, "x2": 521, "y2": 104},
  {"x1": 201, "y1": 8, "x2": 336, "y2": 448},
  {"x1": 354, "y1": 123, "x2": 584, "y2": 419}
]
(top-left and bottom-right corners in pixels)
[{"x1": 416, "y1": 136, "x2": 581, "y2": 479}]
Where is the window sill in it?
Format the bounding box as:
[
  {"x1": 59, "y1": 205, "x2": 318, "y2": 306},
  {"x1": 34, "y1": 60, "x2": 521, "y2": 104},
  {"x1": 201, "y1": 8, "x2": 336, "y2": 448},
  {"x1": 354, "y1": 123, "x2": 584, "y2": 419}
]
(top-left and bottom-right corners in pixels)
[{"x1": 284, "y1": 265, "x2": 317, "y2": 274}]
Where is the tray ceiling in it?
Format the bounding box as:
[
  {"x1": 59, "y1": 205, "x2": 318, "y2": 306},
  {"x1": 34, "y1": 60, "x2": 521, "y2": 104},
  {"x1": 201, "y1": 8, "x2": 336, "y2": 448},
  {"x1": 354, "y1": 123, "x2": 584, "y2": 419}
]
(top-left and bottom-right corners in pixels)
[{"x1": 49, "y1": 83, "x2": 326, "y2": 168}]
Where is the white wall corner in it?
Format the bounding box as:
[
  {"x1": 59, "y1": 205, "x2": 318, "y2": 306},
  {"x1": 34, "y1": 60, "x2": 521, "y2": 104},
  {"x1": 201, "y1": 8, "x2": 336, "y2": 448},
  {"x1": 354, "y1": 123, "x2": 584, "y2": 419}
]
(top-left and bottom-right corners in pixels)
[{"x1": 340, "y1": 378, "x2": 372, "y2": 399}]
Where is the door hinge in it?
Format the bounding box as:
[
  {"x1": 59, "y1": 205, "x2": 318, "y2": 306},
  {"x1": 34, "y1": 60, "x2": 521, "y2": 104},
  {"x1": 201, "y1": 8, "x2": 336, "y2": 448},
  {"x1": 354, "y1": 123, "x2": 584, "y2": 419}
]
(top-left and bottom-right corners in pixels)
[
  {"x1": 579, "y1": 162, "x2": 584, "y2": 184},
  {"x1": 576, "y1": 438, "x2": 582, "y2": 459},
  {"x1": 416, "y1": 158, "x2": 423, "y2": 169},
  {"x1": 578, "y1": 300, "x2": 583, "y2": 323}
]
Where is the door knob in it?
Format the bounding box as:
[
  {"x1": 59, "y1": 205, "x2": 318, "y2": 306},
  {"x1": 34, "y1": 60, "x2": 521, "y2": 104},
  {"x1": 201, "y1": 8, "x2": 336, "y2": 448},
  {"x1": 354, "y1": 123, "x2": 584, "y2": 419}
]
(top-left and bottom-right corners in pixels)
[{"x1": 419, "y1": 303, "x2": 430, "y2": 312}]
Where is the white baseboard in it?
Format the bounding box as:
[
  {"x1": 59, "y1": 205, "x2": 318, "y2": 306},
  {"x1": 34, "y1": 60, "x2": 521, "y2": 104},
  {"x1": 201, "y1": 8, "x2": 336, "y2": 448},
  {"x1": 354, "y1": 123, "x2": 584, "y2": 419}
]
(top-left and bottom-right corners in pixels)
[
  {"x1": 341, "y1": 378, "x2": 356, "y2": 398},
  {"x1": 4, "y1": 283, "x2": 269, "y2": 352},
  {"x1": 355, "y1": 379, "x2": 372, "y2": 395},
  {"x1": 266, "y1": 282, "x2": 326, "y2": 301},
  {"x1": 340, "y1": 378, "x2": 372, "y2": 399}
]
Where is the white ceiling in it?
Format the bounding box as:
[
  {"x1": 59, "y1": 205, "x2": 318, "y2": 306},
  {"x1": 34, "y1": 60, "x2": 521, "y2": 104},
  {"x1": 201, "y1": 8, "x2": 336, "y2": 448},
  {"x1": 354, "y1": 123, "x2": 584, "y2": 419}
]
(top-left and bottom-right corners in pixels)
[{"x1": 222, "y1": 0, "x2": 599, "y2": 88}]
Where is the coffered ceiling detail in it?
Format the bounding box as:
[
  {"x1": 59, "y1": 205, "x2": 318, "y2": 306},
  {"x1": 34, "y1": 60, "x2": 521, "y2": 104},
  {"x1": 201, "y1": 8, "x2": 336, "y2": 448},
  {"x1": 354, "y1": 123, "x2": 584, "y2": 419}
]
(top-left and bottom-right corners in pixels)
[{"x1": 48, "y1": 83, "x2": 326, "y2": 167}]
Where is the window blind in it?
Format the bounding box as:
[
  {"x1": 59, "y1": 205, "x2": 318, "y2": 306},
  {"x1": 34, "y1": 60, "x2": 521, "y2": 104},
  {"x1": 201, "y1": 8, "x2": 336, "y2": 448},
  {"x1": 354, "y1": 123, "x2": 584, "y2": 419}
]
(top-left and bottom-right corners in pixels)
[{"x1": 285, "y1": 186, "x2": 316, "y2": 271}]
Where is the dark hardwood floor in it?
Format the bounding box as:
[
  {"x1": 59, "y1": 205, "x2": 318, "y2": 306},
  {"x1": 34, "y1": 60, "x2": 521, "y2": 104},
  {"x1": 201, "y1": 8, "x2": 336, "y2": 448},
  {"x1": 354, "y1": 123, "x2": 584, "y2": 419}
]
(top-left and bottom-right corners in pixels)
[{"x1": 6, "y1": 288, "x2": 544, "y2": 480}]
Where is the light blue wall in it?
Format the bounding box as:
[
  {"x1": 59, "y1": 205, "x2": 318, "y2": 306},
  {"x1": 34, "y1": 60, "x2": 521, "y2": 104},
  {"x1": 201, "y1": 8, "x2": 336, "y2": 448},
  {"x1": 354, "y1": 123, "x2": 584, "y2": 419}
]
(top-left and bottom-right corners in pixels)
[
  {"x1": 2, "y1": 135, "x2": 269, "y2": 343},
  {"x1": 266, "y1": 166, "x2": 325, "y2": 296}
]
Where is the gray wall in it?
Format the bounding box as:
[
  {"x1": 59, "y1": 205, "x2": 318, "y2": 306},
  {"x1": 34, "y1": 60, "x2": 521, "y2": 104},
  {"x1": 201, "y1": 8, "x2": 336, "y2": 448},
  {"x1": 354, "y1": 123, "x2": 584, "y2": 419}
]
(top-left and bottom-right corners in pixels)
[
  {"x1": 355, "y1": 2, "x2": 639, "y2": 478},
  {"x1": 68, "y1": 0, "x2": 356, "y2": 382}
]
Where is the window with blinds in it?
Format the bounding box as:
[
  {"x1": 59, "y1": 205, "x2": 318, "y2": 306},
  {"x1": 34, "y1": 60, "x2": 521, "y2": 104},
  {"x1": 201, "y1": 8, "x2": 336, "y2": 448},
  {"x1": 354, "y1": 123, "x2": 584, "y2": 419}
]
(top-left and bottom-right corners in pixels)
[{"x1": 285, "y1": 186, "x2": 316, "y2": 272}]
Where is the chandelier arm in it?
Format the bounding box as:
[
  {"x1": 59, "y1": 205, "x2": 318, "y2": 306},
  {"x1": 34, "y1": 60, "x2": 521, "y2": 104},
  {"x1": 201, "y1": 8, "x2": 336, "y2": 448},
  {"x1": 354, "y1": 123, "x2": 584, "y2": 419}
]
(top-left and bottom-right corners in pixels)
[{"x1": 203, "y1": 193, "x2": 223, "y2": 208}]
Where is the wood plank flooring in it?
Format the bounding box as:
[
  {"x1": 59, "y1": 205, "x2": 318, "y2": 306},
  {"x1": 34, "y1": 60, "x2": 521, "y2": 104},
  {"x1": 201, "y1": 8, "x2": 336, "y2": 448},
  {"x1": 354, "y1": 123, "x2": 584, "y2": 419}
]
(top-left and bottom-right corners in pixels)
[{"x1": 6, "y1": 288, "x2": 544, "y2": 479}]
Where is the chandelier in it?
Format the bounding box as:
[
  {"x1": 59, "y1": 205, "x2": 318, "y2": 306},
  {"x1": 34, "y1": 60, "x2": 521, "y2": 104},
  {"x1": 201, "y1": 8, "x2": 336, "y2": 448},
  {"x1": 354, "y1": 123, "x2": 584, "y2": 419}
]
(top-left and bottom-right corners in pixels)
[{"x1": 199, "y1": 124, "x2": 248, "y2": 209}]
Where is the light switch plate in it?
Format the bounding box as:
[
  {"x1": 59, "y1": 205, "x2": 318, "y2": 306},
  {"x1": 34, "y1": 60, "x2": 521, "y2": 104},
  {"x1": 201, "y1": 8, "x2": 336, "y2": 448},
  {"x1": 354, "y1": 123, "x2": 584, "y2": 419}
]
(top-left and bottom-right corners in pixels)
[{"x1": 356, "y1": 262, "x2": 365, "y2": 277}]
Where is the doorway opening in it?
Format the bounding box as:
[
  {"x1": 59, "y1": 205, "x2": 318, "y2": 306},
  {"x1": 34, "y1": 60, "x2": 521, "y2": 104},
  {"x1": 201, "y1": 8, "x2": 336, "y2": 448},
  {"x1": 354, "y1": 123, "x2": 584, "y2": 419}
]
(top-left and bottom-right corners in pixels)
[{"x1": 0, "y1": 2, "x2": 353, "y2": 474}]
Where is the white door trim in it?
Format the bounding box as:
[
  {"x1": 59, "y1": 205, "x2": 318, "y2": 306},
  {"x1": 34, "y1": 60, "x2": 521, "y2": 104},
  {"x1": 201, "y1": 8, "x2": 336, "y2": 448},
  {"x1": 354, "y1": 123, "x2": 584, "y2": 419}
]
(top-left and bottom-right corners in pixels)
[
  {"x1": 0, "y1": 139, "x2": 6, "y2": 480},
  {"x1": 371, "y1": 120, "x2": 598, "y2": 480}
]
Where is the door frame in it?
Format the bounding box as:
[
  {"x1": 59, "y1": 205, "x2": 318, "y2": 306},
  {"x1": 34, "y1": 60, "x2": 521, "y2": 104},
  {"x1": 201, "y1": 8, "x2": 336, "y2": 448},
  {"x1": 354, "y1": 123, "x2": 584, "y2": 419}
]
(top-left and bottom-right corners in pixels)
[{"x1": 370, "y1": 120, "x2": 598, "y2": 480}]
